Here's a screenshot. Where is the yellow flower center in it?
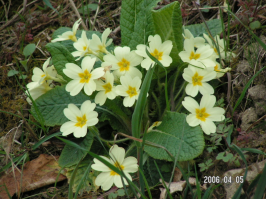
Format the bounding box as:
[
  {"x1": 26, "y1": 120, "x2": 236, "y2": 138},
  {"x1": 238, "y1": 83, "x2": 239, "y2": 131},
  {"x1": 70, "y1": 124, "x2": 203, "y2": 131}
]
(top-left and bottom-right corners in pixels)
[
  {"x1": 192, "y1": 72, "x2": 203, "y2": 86},
  {"x1": 126, "y1": 86, "x2": 138, "y2": 98},
  {"x1": 79, "y1": 69, "x2": 92, "y2": 83},
  {"x1": 97, "y1": 45, "x2": 107, "y2": 53},
  {"x1": 68, "y1": 35, "x2": 77, "y2": 42},
  {"x1": 83, "y1": 46, "x2": 87, "y2": 51},
  {"x1": 189, "y1": 52, "x2": 200, "y2": 60},
  {"x1": 196, "y1": 108, "x2": 210, "y2": 122},
  {"x1": 117, "y1": 58, "x2": 130, "y2": 72},
  {"x1": 214, "y1": 65, "x2": 220, "y2": 72},
  {"x1": 214, "y1": 48, "x2": 218, "y2": 54},
  {"x1": 110, "y1": 161, "x2": 125, "y2": 176},
  {"x1": 75, "y1": 114, "x2": 87, "y2": 127},
  {"x1": 103, "y1": 83, "x2": 112, "y2": 94},
  {"x1": 41, "y1": 74, "x2": 45, "y2": 77},
  {"x1": 151, "y1": 49, "x2": 163, "y2": 60}
]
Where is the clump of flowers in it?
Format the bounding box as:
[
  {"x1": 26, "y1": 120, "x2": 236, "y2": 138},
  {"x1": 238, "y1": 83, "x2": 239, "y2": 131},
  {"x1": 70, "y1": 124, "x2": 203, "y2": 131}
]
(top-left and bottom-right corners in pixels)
[
  {"x1": 26, "y1": 19, "x2": 173, "y2": 138},
  {"x1": 178, "y1": 28, "x2": 234, "y2": 134},
  {"x1": 24, "y1": 16, "x2": 236, "y2": 195}
]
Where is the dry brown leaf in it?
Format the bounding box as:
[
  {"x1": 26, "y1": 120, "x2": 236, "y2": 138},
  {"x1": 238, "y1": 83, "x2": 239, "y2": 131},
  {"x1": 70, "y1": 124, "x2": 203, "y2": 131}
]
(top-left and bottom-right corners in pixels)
[
  {"x1": 159, "y1": 177, "x2": 206, "y2": 199},
  {"x1": 0, "y1": 154, "x2": 66, "y2": 199},
  {"x1": 173, "y1": 167, "x2": 182, "y2": 182}
]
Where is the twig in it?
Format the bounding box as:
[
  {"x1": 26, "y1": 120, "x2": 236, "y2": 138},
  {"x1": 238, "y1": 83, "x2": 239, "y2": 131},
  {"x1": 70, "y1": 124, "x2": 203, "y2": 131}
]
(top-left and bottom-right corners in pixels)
[
  {"x1": 68, "y1": 0, "x2": 88, "y2": 31},
  {"x1": 0, "y1": 0, "x2": 8, "y2": 21},
  {"x1": 112, "y1": 26, "x2": 120, "y2": 35},
  {"x1": 0, "y1": 0, "x2": 39, "y2": 32},
  {"x1": 227, "y1": 72, "x2": 233, "y2": 113},
  {"x1": 22, "y1": 0, "x2": 27, "y2": 14},
  {"x1": 246, "y1": 114, "x2": 266, "y2": 132},
  {"x1": 92, "y1": 0, "x2": 101, "y2": 30}
]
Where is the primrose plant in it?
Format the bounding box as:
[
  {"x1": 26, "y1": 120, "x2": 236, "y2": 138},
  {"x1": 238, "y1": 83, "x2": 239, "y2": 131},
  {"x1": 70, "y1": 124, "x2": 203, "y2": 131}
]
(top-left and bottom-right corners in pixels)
[{"x1": 25, "y1": 0, "x2": 236, "y2": 195}]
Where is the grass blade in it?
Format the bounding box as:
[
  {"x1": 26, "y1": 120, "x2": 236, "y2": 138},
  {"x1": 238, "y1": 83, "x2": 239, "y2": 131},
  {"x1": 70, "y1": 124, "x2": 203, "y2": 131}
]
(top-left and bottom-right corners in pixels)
[
  {"x1": 253, "y1": 161, "x2": 266, "y2": 199},
  {"x1": 32, "y1": 132, "x2": 62, "y2": 150},
  {"x1": 154, "y1": 160, "x2": 173, "y2": 199},
  {"x1": 132, "y1": 65, "x2": 155, "y2": 143},
  {"x1": 231, "y1": 144, "x2": 248, "y2": 199}
]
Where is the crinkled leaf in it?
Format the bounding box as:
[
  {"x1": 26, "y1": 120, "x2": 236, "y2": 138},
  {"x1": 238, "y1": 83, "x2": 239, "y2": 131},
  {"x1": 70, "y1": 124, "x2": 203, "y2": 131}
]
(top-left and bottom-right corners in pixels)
[
  {"x1": 185, "y1": 19, "x2": 222, "y2": 37},
  {"x1": 152, "y1": 1, "x2": 182, "y2": 66},
  {"x1": 120, "y1": 0, "x2": 160, "y2": 49},
  {"x1": 46, "y1": 42, "x2": 76, "y2": 81},
  {"x1": 144, "y1": 111, "x2": 205, "y2": 161},
  {"x1": 31, "y1": 85, "x2": 89, "y2": 126}
]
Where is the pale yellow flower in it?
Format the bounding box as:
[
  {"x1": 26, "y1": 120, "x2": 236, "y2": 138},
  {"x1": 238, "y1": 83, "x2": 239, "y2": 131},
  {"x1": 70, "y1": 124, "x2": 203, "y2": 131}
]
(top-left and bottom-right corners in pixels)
[
  {"x1": 102, "y1": 46, "x2": 143, "y2": 79},
  {"x1": 182, "y1": 95, "x2": 225, "y2": 135},
  {"x1": 51, "y1": 18, "x2": 81, "y2": 42},
  {"x1": 95, "y1": 71, "x2": 117, "y2": 105},
  {"x1": 135, "y1": 35, "x2": 173, "y2": 70},
  {"x1": 63, "y1": 57, "x2": 104, "y2": 96},
  {"x1": 32, "y1": 58, "x2": 57, "y2": 84},
  {"x1": 91, "y1": 145, "x2": 138, "y2": 191},
  {"x1": 182, "y1": 65, "x2": 216, "y2": 97},
  {"x1": 90, "y1": 28, "x2": 113, "y2": 54},
  {"x1": 179, "y1": 39, "x2": 216, "y2": 68},
  {"x1": 60, "y1": 100, "x2": 98, "y2": 138},
  {"x1": 116, "y1": 75, "x2": 141, "y2": 107}
]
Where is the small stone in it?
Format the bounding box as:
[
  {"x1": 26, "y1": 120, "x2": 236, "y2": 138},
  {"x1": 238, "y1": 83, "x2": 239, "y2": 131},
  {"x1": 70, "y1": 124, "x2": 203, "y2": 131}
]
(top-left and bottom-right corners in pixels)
[
  {"x1": 254, "y1": 101, "x2": 266, "y2": 116},
  {"x1": 236, "y1": 60, "x2": 251, "y2": 74},
  {"x1": 223, "y1": 159, "x2": 266, "y2": 199},
  {"x1": 240, "y1": 107, "x2": 258, "y2": 131},
  {"x1": 248, "y1": 85, "x2": 266, "y2": 101}
]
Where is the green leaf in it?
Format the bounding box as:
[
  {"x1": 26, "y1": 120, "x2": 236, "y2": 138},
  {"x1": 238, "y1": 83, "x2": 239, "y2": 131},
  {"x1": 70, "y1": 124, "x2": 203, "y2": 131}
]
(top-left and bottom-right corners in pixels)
[
  {"x1": 78, "y1": 4, "x2": 98, "y2": 14},
  {"x1": 23, "y1": 43, "x2": 36, "y2": 57},
  {"x1": 120, "y1": 0, "x2": 160, "y2": 49},
  {"x1": 98, "y1": 98, "x2": 132, "y2": 134},
  {"x1": 7, "y1": 70, "x2": 19, "y2": 77},
  {"x1": 185, "y1": 19, "x2": 222, "y2": 37},
  {"x1": 65, "y1": 161, "x2": 100, "y2": 195},
  {"x1": 19, "y1": 74, "x2": 27, "y2": 79},
  {"x1": 144, "y1": 111, "x2": 205, "y2": 161},
  {"x1": 143, "y1": 156, "x2": 172, "y2": 186},
  {"x1": 249, "y1": 20, "x2": 261, "y2": 30},
  {"x1": 152, "y1": 1, "x2": 183, "y2": 66},
  {"x1": 254, "y1": 161, "x2": 266, "y2": 199},
  {"x1": 59, "y1": 133, "x2": 94, "y2": 168},
  {"x1": 216, "y1": 152, "x2": 233, "y2": 162},
  {"x1": 132, "y1": 65, "x2": 155, "y2": 144},
  {"x1": 46, "y1": 42, "x2": 76, "y2": 81},
  {"x1": 117, "y1": 189, "x2": 125, "y2": 196},
  {"x1": 202, "y1": 5, "x2": 211, "y2": 12},
  {"x1": 31, "y1": 85, "x2": 89, "y2": 126},
  {"x1": 19, "y1": 60, "x2": 28, "y2": 72},
  {"x1": 43, "y1": 0, "x2": 59, "y2": 14}
]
